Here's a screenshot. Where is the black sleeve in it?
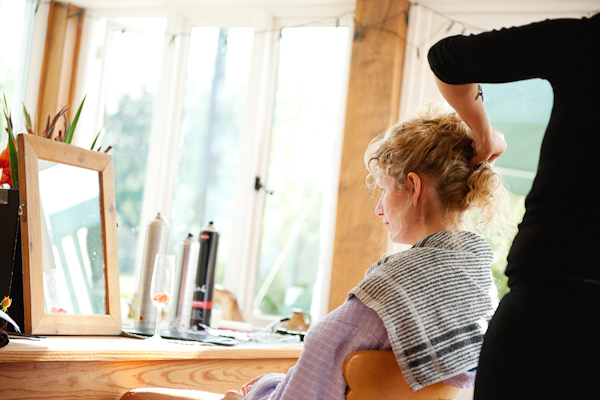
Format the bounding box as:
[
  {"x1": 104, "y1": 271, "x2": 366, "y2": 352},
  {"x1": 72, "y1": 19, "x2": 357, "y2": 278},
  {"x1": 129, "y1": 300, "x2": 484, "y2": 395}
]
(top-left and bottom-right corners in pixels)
[{"x1": 427, "y1": 17, "x2": 592, "y2": 85}]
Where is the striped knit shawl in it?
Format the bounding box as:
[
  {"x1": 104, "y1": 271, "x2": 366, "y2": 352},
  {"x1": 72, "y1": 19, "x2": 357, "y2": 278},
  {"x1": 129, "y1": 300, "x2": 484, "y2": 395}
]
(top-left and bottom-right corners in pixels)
[{"x1": 349, "y1": 230, "x2": 498, "y2": 391}]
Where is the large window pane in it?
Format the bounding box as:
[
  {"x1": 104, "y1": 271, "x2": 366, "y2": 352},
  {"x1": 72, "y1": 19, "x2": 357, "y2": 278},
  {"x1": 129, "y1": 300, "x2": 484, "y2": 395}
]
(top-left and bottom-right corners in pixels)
[
  {"x1": 485, "y1": 79, "x2": 552, "y2": 196},
  {"x1": 0, "y1": 0, "x2": 34, "y2": 149},
  {"x1": 101, "y1": 18, "x2": 166, "y2": 301},
  {"x1": 169, "y1": 27, "x2": 253, "y2": 285},
  {"x1": 253, "y1": 27, "x2": 348, "y2": 316},
  {"x1": 482, "y1": 80, "x2": 552, "y2": 296}
]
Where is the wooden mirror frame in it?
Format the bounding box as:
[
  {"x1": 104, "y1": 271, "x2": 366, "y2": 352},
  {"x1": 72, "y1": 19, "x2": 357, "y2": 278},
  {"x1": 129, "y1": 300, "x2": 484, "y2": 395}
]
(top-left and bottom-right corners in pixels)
[{"x1": 18, "y1": 133, "x2": 121, "y2": 335}]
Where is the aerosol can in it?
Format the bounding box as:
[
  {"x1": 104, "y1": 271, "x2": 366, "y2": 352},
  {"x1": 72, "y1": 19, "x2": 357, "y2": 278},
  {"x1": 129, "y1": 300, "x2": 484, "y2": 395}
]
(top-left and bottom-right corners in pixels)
[{"x1": 190, "y1": 221, "x2": 219, "y2": 328}]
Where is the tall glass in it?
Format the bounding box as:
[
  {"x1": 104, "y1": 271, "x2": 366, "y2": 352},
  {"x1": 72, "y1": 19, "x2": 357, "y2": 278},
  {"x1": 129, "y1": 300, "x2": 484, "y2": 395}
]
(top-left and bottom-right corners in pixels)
[{"x1": 148, "y1": 254, "x2": 175, "y2": 340}]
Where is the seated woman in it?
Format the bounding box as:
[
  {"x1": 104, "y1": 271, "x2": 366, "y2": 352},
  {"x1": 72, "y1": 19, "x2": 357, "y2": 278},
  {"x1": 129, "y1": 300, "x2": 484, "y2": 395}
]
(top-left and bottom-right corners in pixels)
[{"x1": 222, "y1": 106, "x2": 507, "y2": 400}]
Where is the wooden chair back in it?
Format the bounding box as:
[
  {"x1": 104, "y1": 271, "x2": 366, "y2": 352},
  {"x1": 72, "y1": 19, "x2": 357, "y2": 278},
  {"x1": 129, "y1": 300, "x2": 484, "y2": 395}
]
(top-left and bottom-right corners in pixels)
[{"x1": 344, "y1": 350, "x2": 462, "y2": 400}]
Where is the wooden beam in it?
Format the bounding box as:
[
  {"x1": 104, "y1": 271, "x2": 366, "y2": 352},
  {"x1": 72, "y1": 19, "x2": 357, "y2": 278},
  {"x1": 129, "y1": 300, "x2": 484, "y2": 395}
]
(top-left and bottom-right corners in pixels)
[
  {"x1": 36, "y1": 1, "x2": 83, "y2": 138},
  {"x1": 328, "y1": 0, "x2": 409, "y2": 312}
]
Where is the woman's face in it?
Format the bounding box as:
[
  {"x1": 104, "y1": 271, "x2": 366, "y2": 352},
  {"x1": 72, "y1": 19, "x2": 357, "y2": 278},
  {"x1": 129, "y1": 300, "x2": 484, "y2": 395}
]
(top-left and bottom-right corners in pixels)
[{"x1": 375, "y1": 175, "x2": 413, "y2": 244}]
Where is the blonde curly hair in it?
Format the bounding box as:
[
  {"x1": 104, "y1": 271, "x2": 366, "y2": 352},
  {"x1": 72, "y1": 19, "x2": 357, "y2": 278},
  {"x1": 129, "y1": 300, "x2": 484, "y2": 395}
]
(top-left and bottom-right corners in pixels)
[{"x1": 364, "y1": 106, "x2": 508, "y2": 233}]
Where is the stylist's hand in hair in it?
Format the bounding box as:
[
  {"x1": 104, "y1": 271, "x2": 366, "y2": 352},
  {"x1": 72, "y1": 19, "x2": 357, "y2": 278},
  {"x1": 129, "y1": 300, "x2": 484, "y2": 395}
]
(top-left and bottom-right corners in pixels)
[{"x1": 470, "y1": 124, "x2": 506, "y2": 166}]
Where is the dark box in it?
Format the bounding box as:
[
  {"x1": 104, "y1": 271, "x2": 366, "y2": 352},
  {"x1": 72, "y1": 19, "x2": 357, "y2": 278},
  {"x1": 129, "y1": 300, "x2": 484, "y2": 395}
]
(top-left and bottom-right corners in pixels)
[{"x1": 0, "y1": 188, "x2": 24, "y2": 332}]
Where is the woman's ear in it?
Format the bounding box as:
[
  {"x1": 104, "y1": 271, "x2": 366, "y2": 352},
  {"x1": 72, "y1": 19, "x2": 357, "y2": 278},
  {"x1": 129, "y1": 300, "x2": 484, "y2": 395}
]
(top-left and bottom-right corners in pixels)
[{"x1": 406, "y1": 172, "x2": 422, "y2": 206}]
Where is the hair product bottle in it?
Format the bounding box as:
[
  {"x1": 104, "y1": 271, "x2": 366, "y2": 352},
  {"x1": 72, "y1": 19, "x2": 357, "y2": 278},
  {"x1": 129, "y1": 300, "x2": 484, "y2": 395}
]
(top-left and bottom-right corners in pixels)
[
  {"x1": 169, "y1": 233, "x2": 200, "y2": 330},
  {"x1": 190, "y1": 221, "x2": 219, "y2": 328},
  {"x1": 134, "y1": 212, "x2": 169, "y2": 330}
]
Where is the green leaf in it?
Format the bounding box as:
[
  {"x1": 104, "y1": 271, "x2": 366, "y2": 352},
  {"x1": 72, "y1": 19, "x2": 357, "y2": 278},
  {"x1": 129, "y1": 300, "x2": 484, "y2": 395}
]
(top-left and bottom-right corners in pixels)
[
  {"x1": 22, "y1": 103, "x2": 34, "y2": 135},
  {"x1": 64, "y1": 95, "x2": 86, "y2": 144},
  {"x1": 90, "y1": 128, "x2": 102, "y2": 151},
  {"x1": 3, "y1": 94, "x2": 19, "y2": 189}
]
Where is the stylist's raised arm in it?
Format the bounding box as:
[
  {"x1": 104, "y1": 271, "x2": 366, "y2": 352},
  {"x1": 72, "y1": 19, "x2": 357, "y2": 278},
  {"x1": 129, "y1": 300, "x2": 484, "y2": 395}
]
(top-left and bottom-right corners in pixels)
[{"x1": 430, "y1": 70, "x2": 506, "y2": 166}]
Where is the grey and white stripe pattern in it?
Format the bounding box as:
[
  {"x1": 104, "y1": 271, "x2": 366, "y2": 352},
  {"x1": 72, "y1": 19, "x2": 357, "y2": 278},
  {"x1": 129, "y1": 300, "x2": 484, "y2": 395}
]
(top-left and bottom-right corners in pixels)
[{"x1": 349, "y1": 230, "x2": 498, "y2": 391}]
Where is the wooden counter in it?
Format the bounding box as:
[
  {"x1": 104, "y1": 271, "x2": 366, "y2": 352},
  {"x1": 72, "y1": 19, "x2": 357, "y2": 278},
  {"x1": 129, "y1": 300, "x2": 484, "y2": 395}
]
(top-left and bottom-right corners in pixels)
[{"x1": 0, "y1": 335, "x2": 303, "y2": 400}]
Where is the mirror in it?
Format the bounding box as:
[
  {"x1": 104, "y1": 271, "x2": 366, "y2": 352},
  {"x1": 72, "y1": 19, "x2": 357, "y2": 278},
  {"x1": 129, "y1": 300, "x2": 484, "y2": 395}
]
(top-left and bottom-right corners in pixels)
[
  {"x1": 39, "y1": 161, "x2": 106, "y2": 315},
  {"x1": 18, "y1": 133, "x2": 121, "y2": 335}
]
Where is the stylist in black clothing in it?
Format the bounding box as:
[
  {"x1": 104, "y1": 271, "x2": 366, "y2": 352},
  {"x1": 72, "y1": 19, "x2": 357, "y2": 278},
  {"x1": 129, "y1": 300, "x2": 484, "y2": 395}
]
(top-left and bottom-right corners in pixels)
[{"x1": 428, "y1": 14, "x2": 600, "y2": 399}]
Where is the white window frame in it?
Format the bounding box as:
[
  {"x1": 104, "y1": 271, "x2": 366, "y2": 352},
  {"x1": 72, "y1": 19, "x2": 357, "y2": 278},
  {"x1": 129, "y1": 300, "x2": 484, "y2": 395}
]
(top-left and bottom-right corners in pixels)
[{"x1": 74, "y1": 1, "x2": 355, "y2": 325}]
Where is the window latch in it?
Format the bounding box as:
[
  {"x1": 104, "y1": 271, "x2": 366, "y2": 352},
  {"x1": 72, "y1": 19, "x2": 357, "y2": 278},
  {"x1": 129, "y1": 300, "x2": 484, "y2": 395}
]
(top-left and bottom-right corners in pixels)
[{"x1": 255, "y1": 177, "x2": 274, "y2": 195}]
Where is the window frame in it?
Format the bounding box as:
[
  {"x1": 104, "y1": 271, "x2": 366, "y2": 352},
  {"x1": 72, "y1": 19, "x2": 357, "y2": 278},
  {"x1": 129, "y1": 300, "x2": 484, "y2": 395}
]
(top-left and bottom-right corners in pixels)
[{"x1": 75, "y1": 2, "x2": 355, "y2": 325}]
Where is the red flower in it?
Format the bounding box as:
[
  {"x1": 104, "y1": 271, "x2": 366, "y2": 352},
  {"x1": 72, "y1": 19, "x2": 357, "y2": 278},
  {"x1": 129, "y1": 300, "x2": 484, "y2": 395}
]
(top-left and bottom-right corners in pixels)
[
  {"x1": 152, "y1": 292, "x2": 171, "y2": 305},
  {"x1": 1, "y1": 296, "x2": 11, "y2": 312},
  {"x1": 0, "y1": 144, "x2": 13, "y2": 187}
]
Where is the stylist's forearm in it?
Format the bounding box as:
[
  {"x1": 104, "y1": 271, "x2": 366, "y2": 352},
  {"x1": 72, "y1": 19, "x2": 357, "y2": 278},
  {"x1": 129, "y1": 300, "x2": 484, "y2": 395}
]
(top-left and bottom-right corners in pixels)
[
  {"x1": 433, "y1": 77, "x2": 490, "y2": 135},
  {"x1": 433, "y1": 77, "x2": 505, "y2": 164}
]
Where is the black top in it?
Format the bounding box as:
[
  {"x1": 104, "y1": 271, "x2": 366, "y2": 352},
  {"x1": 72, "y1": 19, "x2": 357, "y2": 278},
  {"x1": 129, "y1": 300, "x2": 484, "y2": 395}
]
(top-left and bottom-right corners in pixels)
[{"x1": 428, "y1": 15, "x2": 600, "y2": 285}]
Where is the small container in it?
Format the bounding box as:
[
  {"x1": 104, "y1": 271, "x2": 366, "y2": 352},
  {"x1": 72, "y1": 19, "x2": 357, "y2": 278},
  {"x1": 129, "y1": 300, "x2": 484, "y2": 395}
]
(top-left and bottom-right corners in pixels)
[{"x1": 285, "y1": 309, "x2": 312, "y2": 332}]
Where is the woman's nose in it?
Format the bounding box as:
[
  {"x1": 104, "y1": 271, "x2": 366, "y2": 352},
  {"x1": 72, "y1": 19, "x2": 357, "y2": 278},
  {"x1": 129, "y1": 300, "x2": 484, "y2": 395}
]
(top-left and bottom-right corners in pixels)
[{"x1": 375, "y1": 196, "x2": 384, "y2": 216}]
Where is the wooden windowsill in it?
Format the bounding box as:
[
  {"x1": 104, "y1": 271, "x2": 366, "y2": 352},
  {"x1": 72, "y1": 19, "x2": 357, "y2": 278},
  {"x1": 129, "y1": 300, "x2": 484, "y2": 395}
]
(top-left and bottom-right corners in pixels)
[{"x1": 0, "y1": 335, "x2": 303, "y2": 399}]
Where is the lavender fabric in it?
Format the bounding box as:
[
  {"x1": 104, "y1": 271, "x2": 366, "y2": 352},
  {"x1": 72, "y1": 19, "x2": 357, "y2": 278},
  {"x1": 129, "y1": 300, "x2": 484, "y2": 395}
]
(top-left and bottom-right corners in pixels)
[{"x1": 244, "y1": 296, "x2": 475, "y2": 400}]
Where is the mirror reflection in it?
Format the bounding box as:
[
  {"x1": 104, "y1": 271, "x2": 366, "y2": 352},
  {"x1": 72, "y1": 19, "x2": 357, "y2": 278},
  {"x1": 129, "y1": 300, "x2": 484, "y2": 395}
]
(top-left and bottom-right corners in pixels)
[{"x1": 38, "y1": 160, "x2": 106, "y2": 315}]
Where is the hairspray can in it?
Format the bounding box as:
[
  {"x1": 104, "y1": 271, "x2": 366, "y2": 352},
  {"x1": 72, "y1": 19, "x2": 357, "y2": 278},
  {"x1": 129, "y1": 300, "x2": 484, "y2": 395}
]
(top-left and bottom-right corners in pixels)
[
  {"x1": 191, "y1": 221, "x2": 219, "y2": 328},
  {"x1": 134, "y1": 212, "x2": 169, "y2": 330},
  {"x1": 169, "y1": 233, "x2": 200, "y2": 330}
]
